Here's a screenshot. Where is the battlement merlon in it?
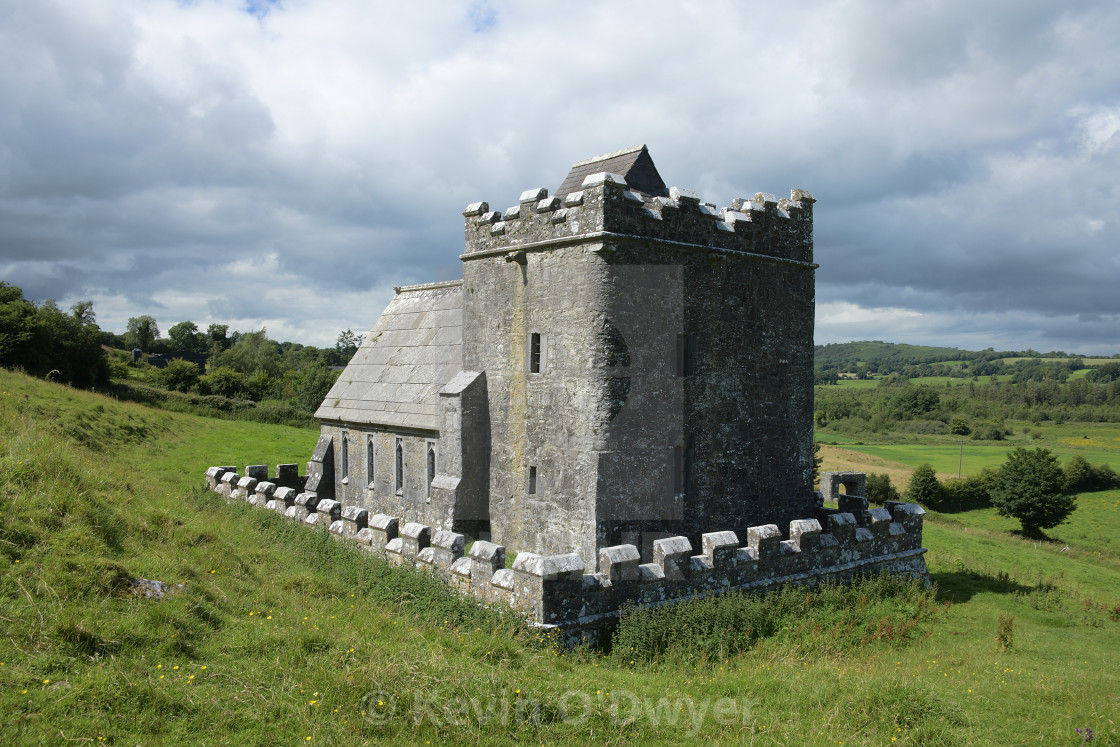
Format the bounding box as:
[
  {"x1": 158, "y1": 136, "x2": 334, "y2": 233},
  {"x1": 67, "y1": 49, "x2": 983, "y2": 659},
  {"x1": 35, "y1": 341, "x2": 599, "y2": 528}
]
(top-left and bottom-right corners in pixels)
[{"x1": 462, "y1": 174, "x2": 815, "y2": 265}]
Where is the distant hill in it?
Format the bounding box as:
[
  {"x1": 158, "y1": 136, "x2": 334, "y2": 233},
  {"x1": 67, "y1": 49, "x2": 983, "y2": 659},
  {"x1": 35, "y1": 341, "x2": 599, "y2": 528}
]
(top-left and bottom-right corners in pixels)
[
  {"x1": 815, "y1": 342, "x2": 970, "y2": 371},
  {"x1": 814, "y1": 341, "x2": 1119, "y2": 374}
]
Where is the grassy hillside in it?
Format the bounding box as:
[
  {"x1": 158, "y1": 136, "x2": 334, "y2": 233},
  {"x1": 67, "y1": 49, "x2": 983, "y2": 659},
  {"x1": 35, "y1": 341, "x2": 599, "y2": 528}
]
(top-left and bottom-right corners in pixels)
[{"x1": 2, "y1": 369, "x2": 1119, "y2": 745}]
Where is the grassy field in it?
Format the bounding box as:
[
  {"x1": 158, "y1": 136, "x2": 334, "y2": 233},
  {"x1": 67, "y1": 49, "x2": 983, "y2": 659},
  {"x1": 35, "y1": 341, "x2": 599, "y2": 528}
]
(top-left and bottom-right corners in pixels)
[
  {"x1": 818, "y1": 422, "x2": 1120, "y2": 477},
  {"x1": 2, "y1": 369, "x2": 1119, "y2": 744}
]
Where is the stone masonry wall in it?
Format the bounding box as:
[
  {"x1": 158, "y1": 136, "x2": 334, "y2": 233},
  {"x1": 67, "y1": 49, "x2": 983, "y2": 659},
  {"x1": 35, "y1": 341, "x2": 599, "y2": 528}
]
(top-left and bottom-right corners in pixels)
[
  {"x1": 461, "y1": 172, "x2": 818, "y2": 567},
  {"x1": 205, "y1": 465, "x2": 928, "y2": 641}
]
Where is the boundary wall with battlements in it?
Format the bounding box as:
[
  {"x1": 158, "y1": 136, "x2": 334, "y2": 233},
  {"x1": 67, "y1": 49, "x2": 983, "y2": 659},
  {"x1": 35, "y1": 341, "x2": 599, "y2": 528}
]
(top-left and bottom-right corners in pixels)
[{"x1": 204, "y1": 465, "x2": 928, "y2": 640}]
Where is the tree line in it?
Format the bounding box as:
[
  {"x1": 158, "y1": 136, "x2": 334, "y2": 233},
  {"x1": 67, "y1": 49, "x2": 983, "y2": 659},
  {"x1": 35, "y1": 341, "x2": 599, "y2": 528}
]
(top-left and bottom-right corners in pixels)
[
  {"x1": 0, "y1": 281, "x2": 363, "y2": 418},
  {"x1": 815, "y1": 376, "x2": 1120, "y2": 436},
  {"x1": 0, "y1": 282, "x2": 109, "y2": 388}
]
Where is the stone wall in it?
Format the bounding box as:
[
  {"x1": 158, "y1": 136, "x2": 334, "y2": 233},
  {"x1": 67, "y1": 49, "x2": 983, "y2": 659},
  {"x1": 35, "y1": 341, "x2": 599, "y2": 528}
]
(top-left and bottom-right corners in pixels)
[
  {"x1": 314, "y1": 424, "x2": 454, "y2": 530},
  {"x1": 205, "y1": 465, "x2": 928, "y2": 642},
  {"x1": 460, "y1": 172, "x2": 818, "y2": 567}
]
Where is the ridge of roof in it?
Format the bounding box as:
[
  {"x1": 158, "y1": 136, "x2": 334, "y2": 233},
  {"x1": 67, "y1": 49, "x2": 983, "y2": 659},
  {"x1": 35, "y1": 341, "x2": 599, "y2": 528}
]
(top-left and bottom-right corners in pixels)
[
  {"x1": 394, "y1": 279, "x2": 463, "y2": 294},
  {"x1": 569, "y1": 145, "x2": 646, "y2": 168}
]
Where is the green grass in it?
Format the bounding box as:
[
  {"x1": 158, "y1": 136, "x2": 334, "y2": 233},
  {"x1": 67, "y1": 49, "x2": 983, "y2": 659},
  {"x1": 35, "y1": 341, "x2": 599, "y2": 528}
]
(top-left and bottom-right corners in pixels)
[
  {"x1": 817, "y1": 421, "x2": 1120, "y2": 474},
  {"x1": 927, "y1": 489, "x2": 1120, "y2": 559},
  {"x1": 2, "y1": 368, "x2": 1120, "y2": 744}
]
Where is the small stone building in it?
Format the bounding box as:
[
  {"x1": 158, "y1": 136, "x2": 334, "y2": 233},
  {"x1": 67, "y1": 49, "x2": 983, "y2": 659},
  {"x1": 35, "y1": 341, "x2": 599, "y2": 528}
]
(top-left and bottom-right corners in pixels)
[{"x1": 310, "y1": 146, "x2": 818, "y2": 569}]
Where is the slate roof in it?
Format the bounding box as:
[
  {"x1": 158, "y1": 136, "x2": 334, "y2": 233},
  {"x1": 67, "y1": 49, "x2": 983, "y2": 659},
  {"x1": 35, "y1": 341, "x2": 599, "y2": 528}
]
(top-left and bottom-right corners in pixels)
[
  {"x1": 314, "y1": 280, "x2": 463, "y2": 432},
  {"x1": 554, "y1": 144, "x2": 669, "y2": 199}
]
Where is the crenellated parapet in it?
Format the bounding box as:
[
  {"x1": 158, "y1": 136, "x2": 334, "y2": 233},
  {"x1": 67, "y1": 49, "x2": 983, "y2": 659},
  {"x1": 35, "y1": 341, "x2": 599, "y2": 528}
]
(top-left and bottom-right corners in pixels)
[
  {"x1": 204, "y1": 464, "x2": 927, "y2": 640},
  {"x1": 462, "y1": 172, "x2": 815, "y2": 265}
]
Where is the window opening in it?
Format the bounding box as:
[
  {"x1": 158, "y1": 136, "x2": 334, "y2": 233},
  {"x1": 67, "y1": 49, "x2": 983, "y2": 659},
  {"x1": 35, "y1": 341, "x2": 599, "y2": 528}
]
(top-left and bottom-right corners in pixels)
[
  {"x1": 340, "y1": 432, "x2": 349, "y2": 479},
  {"x1": 528, "y1": 465, "x2": 537, "y2": 495},
  {"x1": 530, "y1": 333, "x2": 541, "y2": 373},
  {"x1": 676, "y1": 333, "x2": 696, "y2": 376},
  {"x1": 366, "y1": 436, "x2": 375, "y2": 487},
  {"x1": 394, "y1": 438, "x2": 404, "y2": 494},
  {"x1": 426, "y1": 442, "x2": 436, "y2": 492}
]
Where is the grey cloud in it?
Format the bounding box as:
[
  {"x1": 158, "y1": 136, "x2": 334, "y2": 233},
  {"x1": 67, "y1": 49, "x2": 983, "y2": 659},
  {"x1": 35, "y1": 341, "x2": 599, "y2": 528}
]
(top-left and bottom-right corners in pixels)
[{"x1": 3, "y1": 0, "x2": 1120, "y2": 354}]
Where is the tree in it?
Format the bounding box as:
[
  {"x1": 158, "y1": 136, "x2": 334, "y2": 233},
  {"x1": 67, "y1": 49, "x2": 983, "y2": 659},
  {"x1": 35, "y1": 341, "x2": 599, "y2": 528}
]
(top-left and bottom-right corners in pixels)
[
  {"x1": 125, "y1": 315, "x2": 159, "y2": 352},
  {"x1": 336, "y1": 328, "x2": 363, "y2": 362},
  {"x1": 206, "y1": 323, "x2": 230, "y2": 352},
  {"x1": 295, "y1": 362, "x2": 340, "y2": 413},
  {"x1": 990, "y1": 448, "x2": 1076, "y2": 537},
  {"x1": 906, "y1": 463, "x2": 942, "y2": 506},
  {"x1": 210, "y1": 329, "x2": 280, "y2": 376},
  {"x1": 199, "y1": 366, "x2": 247, "y2": 398},
  {"x1": 0, "y1": 282, "x2": 108, "y2": 387},
  {"x1": 888, "y1": 386, "x2": 940, "y2": 419},
  {"x1": 168, "y1": 321, "x2": 203, "y2": 353}
]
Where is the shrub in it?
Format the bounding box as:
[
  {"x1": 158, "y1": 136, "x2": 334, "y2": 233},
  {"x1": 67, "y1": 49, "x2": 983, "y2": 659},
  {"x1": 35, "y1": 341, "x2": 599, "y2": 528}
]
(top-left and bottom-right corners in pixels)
[
  {"x1": 200, "y1": 366, "x2": 247, "y2": 398},
  {"x1": 996, "y1": 614, "x2": 1015, "y2": 652},
  {"x1": 1064, "y1": 456, "x2": 1120, "y2": 493},
  {"x1": 970, "y1": 422, "x2": 1009, "y2": 441},
  {"x1": 866, "y1": 473, "x2": 901, "y2": 505},
  {"x1": 157, "y1": 358, "x2": 201, "y2": 392},
  {"x1": 897, "y1": 420, "x2": 949, "y2": 435},
  {"x1": 940, "y1": 468, "x2": 998, "y2": 510},
  {"x1": 949, "y1": 418, "x2": 971, "y2": 436},
  {"x1": 906, "y1": 464, "x2": 943, "y2": 506}
]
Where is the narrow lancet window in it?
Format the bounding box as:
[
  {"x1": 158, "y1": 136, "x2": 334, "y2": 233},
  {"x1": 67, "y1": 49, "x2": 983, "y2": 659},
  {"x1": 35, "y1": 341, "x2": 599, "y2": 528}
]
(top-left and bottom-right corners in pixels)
[
  {"x1": 426, "y1": 442, "x2": 436, "y2": 493},
  {"x1": 366, "y1": 436, "x2": 375, "y2": 487},
  {"x1": 340, "y1": 432, "x2": 349, "y2": 478},
  {"x1": 528, "y1": 465, "x2": 537, "y2": 495},
  {"x1": 394, "y1": 438, "x2": 404, "y2": 494},
  {"x1": 530, "y1": 333, "x2": 542, "y2": 373},
  {"x1": 675, "y1": 333, "x2": 696, "y2": 376}
]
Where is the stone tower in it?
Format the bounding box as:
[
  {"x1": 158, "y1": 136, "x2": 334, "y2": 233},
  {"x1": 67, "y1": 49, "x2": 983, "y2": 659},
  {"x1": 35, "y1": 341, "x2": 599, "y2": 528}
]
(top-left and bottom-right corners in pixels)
[{"x1": 459, "y1": 145, "x2": 818, "y2": 564}]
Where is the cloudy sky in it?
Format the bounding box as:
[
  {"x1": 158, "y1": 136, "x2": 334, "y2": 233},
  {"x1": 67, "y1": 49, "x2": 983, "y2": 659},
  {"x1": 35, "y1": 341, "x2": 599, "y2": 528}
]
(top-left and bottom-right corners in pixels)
[{"x1": 2, "y1": 0, "x2": 1119, "y2": 353}]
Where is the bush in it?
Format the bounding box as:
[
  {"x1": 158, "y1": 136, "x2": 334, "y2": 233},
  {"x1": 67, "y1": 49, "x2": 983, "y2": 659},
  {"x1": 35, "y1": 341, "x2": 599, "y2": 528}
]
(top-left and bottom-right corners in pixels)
[
  {"x1": 897, "y1": 420, "x2": 949, "y2": 435},
  {"x1": 108, "y1": 361, "x2": 130, "y2": 380},
  {"x1": 866, "y1": 473, "x2": 901, "y2": 505},
  {"x1": 1064, "y1": 455, "x2": 1120, "y2": 493},
  {"x1": 906, "y1": 464, "x2": 943, "y2": 506},
  {"x1": 940, "y1": 468, "x2": 998, "y2": 511},
  {"x1": 157, "y1": 358, "x2": 200, "y2": 392},
  {"x1": 949, "y1": 418, "x2": 971, "y2": 436},
  {"x1": 970, "y1": 423, "x2": 1007, "y2": 441},
  {"x1": 200, "y1": 366, "x2": 247, "y2": 398},
  {"x1": 990, "y1": 447, "x2": 1076, "y2": 536}
]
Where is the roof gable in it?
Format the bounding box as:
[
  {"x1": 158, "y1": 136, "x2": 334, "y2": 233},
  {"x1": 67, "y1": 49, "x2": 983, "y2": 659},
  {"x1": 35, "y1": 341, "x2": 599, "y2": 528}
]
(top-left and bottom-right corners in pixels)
[
  {"x1": 555, "y1": 145, "x2": 669, "y2": 199},
  {"x1": 314, "y1": 281, "x2": 463, "y2": 432}
]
